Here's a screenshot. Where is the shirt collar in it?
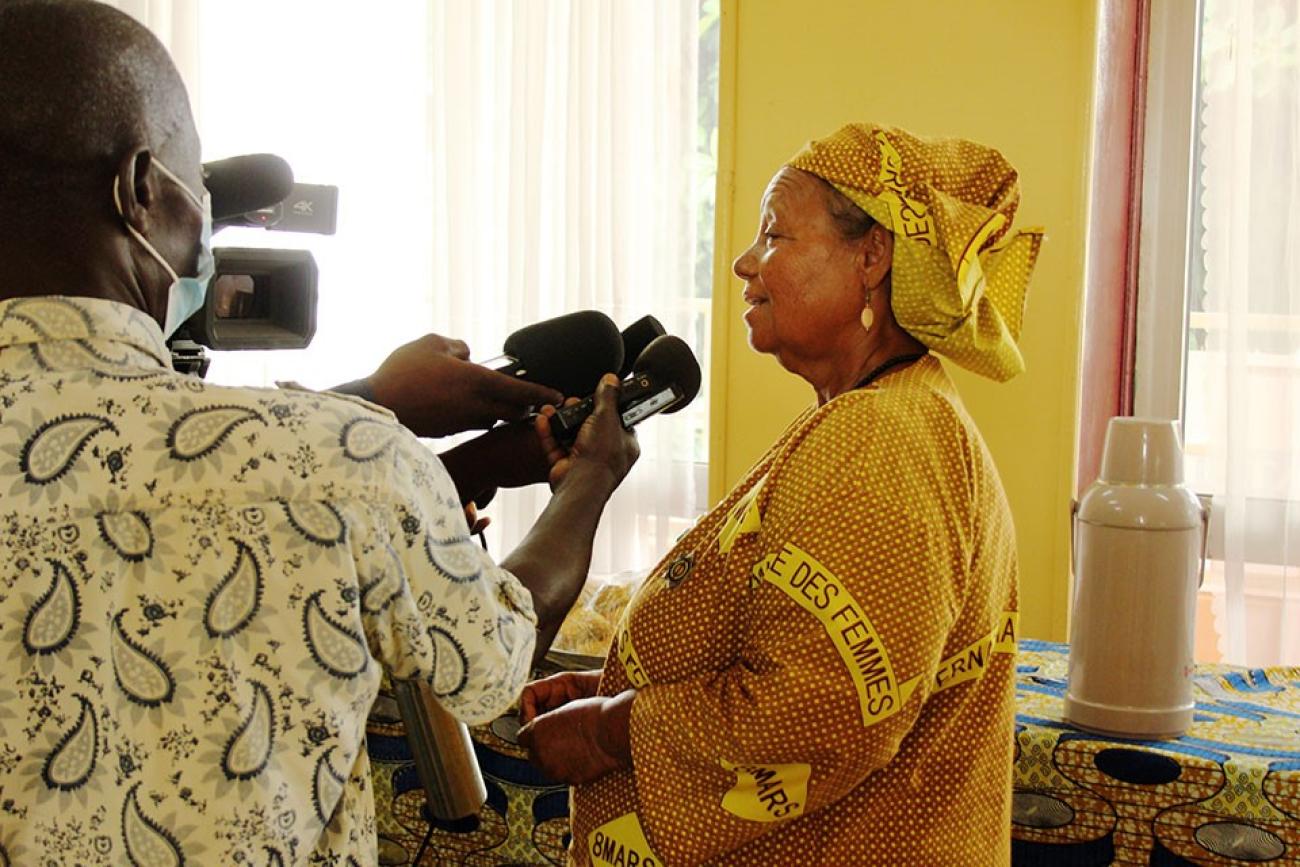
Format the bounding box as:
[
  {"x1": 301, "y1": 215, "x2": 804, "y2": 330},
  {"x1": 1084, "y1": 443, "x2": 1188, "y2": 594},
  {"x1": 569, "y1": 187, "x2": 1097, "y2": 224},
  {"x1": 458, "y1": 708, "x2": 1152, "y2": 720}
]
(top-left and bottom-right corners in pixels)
[{"x1": 0, "y1": 296, "x2": 172, "y2": 370}]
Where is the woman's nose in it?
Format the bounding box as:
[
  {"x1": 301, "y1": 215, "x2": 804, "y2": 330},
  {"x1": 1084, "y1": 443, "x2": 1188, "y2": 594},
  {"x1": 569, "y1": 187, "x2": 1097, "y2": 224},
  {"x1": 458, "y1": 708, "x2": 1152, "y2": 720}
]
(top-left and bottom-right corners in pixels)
[{"x1": 733, "y1": 243, "x2": 757, "y2": 280}]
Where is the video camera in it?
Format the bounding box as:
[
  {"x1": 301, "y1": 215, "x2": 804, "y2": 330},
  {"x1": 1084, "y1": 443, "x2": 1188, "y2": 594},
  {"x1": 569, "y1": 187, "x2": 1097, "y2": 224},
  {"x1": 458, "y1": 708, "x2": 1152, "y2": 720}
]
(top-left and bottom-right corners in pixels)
[{"x1": 168, "y1": 154, "x2": 335, "y2": 377}]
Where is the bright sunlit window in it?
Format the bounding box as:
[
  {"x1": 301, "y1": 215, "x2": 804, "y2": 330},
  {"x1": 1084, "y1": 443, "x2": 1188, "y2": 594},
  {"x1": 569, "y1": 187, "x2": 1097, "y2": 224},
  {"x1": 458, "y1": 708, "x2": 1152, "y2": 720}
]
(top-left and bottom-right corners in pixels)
[{"x1": 1138, "y1": 0, "x2": 1299, "y2": 665}]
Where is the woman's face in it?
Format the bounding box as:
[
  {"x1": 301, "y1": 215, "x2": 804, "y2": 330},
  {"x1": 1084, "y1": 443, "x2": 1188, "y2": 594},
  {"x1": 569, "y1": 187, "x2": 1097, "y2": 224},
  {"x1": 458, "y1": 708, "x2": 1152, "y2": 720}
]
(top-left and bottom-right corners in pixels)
[{"x1": 732, "y1": 168, "x2": 867, "y2": 372}]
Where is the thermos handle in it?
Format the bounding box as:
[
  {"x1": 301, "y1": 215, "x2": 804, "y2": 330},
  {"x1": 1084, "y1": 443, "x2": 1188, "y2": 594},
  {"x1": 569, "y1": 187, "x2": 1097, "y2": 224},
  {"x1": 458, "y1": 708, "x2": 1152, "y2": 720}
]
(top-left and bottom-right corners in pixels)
[
  {"x1": 1069, "y1": 498, "x2": 1079, "y2": 576},
  {"x1": 1198, "y1": 500, "x2": 1210, "y2": 588}
]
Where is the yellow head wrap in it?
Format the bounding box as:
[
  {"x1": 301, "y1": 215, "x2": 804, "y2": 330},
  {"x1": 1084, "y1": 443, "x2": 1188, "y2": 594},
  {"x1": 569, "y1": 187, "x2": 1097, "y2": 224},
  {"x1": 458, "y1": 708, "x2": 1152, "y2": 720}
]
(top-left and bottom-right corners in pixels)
[{"x1": 787, "y1": 123, "x2": 1043, "y2": 382}]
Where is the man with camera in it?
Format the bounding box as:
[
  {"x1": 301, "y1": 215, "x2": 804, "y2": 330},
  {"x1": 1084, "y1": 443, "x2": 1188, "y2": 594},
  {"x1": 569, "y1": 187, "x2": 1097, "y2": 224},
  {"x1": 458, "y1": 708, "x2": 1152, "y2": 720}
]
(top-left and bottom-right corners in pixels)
[{"x1": 0, "y1": 1, "x2": 637, "y2": 863}]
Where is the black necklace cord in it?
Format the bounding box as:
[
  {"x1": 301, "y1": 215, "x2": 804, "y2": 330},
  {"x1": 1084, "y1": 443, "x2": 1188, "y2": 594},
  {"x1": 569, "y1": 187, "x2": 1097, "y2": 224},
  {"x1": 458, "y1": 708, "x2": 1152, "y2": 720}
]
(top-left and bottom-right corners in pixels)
[{"x1": 853, "y1": 351, "x2": 929, "y2": 391}]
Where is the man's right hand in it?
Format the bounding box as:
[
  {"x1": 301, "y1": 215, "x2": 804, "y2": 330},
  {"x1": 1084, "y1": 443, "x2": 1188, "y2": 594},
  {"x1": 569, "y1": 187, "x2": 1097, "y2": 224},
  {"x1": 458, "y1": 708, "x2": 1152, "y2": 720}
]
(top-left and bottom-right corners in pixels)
[
  {"x1": 366, "y1": 333, "x2": 563, "y2": 438},
  {"x1": 536, "y1": 374, "x2": 639, "y2": 491}
]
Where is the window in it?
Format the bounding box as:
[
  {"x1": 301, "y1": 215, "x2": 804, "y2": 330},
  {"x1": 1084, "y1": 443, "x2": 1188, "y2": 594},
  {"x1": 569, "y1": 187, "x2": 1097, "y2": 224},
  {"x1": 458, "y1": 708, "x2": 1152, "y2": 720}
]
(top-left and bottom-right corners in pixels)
[
  {"x1": 1137, "y1": 0, "x2": 1299, "y2": 665},
  {"x1": 122, "y1": 1, "x2": 720, "y2": 578}
]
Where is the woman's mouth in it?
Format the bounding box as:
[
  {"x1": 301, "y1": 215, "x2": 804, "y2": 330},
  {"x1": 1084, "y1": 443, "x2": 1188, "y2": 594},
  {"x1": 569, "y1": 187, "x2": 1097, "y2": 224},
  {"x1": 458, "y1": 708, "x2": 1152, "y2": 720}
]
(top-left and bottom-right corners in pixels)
[{"x1": 742, "y1": 297, "x2": 767, "y2": 326}]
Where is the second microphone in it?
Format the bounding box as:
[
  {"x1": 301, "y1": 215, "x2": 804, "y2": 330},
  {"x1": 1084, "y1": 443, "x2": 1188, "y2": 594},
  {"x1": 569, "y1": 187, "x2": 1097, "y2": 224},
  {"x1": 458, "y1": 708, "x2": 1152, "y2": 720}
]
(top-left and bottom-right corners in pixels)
[{"x1": 547, "y1": 334, "x2": 702, "y2": 442}]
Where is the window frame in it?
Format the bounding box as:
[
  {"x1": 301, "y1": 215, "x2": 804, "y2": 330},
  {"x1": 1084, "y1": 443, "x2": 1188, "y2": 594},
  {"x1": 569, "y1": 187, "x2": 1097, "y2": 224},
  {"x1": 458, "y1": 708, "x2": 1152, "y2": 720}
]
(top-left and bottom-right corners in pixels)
[{"x1": 1132, "y1": 0, "x2": 1204, "y2": 424}]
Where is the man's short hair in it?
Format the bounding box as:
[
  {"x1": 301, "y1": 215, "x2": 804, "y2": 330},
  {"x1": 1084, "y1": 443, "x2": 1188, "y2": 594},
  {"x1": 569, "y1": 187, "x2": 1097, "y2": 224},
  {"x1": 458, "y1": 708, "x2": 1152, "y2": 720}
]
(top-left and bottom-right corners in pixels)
[{"x1": 0, "y1": 0, "x2": 191, "y2": 195}]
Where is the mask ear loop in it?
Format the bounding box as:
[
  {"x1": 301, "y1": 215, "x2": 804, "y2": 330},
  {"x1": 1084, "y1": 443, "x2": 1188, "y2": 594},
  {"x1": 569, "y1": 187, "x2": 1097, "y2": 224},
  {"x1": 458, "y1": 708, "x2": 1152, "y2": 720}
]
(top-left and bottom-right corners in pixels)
[
  {"x1": 113, "y1": 174, "x2": 182, "y2": 284},
  {"x1": 150, "y1": 158, "x2": 205, "y2": 209}
]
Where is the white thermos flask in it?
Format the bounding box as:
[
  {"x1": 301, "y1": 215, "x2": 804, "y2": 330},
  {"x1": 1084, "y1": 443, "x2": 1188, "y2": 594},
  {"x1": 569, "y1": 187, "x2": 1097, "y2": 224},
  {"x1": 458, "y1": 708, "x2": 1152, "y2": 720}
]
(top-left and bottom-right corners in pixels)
[{"x1": 1065, "y1": 418, "x2": 1209, "y2": 739}]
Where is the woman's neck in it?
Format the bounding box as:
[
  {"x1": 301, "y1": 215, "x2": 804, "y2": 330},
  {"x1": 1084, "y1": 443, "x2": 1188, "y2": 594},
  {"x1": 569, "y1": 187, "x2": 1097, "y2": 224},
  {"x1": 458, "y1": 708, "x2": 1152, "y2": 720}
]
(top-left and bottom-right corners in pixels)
[{"x1": 811, "y1": 324, "x2": 927, "y2": 405}]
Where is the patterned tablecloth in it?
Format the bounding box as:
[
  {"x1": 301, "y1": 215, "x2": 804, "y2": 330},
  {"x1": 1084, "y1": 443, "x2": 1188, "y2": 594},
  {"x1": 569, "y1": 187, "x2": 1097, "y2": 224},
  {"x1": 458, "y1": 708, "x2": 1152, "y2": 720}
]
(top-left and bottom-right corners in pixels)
[
  {"x1": 364, "y1": 644, "x2": 1300, "y2": 866},
  {"x1": 1012, "y1": 640, "x2": 1300, "y2": 866}
]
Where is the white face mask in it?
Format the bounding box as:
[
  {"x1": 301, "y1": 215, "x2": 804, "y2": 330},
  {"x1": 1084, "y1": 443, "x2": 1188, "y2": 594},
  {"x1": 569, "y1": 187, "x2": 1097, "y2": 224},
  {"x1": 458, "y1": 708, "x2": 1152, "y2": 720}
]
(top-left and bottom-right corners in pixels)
[{"x1": 113, "y1": 158, "x2": 215, "y2": 338}]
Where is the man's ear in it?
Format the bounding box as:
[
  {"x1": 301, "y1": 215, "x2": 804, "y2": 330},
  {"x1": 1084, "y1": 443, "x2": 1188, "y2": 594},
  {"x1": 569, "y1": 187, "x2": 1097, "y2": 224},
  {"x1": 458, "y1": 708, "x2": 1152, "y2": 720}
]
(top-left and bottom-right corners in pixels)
[
  {"x1": 113, "y1": 148, "x2": 158, "y2": 235},
  {"x1": 858, "y1": 222, "x2": 894, "y2": 292}
]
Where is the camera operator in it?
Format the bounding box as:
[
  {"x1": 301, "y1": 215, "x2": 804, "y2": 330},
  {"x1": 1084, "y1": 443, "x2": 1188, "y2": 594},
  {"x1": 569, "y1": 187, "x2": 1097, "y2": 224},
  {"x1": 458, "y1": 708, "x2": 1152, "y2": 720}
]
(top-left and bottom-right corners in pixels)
[{"x1": 0, "y1": 3, "x2": 636, "y2": 864}]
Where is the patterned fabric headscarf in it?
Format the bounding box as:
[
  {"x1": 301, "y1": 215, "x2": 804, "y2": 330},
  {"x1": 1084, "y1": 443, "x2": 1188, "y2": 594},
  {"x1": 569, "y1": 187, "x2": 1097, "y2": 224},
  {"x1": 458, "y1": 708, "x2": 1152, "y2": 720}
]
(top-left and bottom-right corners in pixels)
[{"x1": 788, "y1": 123, "x2": 1043, "y2": 382}]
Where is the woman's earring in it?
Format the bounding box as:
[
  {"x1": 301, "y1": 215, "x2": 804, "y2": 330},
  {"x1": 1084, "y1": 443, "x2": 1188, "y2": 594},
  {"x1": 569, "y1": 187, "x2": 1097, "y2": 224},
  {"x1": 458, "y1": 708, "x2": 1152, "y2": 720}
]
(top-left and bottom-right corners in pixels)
[{"x1": 860, "y1": 292, "x2": 874, "y2": 332}]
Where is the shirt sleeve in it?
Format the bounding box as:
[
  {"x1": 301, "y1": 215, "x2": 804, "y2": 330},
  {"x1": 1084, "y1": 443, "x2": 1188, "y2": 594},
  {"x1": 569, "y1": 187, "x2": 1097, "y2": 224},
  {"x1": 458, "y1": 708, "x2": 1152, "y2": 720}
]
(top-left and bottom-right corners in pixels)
[
  {"x1": 627, "y1": 401, "x2": 973, "y2": 863},
  {"x1": 350, "y1": 436, "x2": 537, "y2": 726}
]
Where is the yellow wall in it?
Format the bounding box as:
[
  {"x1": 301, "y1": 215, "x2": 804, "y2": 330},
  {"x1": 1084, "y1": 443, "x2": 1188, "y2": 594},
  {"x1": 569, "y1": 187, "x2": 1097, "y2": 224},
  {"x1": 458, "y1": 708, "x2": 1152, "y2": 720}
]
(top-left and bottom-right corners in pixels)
[{"x1": 708, "y1": 0, "x2": 1098, "y2": 641}]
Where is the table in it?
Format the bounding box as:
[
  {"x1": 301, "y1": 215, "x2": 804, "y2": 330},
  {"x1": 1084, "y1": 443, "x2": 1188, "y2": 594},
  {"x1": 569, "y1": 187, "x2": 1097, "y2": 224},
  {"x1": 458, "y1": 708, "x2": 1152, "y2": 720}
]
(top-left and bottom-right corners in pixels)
[
  {"x1": 1012, "y1": 640, "x2": 1300, "y2": 866},
  {"x1": 364, "y1": 644, "x2": 1300, "y2": 865}
]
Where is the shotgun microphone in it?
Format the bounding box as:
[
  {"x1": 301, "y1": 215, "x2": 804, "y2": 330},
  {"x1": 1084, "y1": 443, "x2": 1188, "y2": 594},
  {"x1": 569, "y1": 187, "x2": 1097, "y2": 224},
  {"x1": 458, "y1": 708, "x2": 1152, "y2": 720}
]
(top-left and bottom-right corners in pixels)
[{"x1": 203, "y1": 154, "x2": 295, "y2": 223}]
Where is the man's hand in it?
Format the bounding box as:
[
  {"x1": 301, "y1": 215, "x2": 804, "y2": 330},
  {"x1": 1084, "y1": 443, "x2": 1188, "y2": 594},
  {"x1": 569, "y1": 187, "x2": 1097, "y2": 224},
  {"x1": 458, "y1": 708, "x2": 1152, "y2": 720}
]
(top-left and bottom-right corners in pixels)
[
  {"x1": 536, "y1": 374, "x2": 639, "y2": 490},
  {"x1": 519, "y1": 670, "x2": 603, "y2": 725},
  {"x1": 517, "y1": 689, "x2": 634, "y2": 785},
  {"x1": 439, "y1": 419, "x2": 554, "y2": 506},
  {"x1": 365, "y1": 334, "x2": 562, "y2": 437}
]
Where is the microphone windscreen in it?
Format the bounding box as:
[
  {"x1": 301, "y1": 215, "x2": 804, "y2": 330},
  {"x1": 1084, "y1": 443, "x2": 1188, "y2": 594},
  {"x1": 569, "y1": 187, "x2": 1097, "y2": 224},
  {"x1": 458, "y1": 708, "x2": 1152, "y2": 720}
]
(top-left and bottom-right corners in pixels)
[
  {"x1": 634, "y1": 335, "x2": 701, "y2": 413},
  {"x1": 204, "y1": 154, "x2": 295, "y2": 221},
  {"x1": 619, "y1": 315, "x2": 666, "y2": 378},
  {"x1": 502, "y1": 310, "x2": 624, "y2": 397}
]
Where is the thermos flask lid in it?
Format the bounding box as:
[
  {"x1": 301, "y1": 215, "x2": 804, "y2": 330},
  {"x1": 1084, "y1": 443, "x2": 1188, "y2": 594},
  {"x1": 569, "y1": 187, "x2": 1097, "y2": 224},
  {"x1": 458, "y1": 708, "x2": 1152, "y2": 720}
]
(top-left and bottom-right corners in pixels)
[
  {"x1": 1099, "y1": 417, "x2": 1184, "y2": 486},
  {"x1": 1081, "y1": 418, "x2": 1202, "y2": 531}
]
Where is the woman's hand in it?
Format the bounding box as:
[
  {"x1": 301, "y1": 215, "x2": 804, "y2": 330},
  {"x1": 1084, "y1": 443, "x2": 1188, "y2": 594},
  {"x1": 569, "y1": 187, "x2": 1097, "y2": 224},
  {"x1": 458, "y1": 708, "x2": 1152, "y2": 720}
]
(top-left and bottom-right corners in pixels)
[
  {"x1": 517, "y1": 689, "x2": 635, "y2": 785},
  {"x1": 519, "y1": 669, "x2": 603, "y2": 724}
]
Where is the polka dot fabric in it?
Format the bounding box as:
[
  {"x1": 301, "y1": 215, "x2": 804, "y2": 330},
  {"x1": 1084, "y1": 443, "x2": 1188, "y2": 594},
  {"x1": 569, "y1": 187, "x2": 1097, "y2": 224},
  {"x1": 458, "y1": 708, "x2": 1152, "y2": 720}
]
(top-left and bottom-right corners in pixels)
[
  {"x1": 788, "y1": 123, "x2": 1044, "y2": 382},
  {"x1": 570, "y1": 357, "x2": 1020, "y2": 865}
]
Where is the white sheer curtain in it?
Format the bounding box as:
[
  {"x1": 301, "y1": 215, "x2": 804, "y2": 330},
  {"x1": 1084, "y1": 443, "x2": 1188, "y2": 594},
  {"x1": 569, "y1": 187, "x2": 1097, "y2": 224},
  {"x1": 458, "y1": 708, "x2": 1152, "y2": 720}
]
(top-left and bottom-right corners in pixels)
[
  {"x1": 1185, "y1": 0, "x2": 1300, "y2": 665},
  {"x1": 113, "y1": 1, "x2": 713, "y2": 578}
]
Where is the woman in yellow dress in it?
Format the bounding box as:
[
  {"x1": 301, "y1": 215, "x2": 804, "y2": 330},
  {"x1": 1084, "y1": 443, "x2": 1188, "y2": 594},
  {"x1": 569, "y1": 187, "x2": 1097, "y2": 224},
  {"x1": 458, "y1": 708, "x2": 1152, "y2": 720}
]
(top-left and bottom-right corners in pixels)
[{"x1": 520, "y1": 122, "x2": 1043, "y2": 866}]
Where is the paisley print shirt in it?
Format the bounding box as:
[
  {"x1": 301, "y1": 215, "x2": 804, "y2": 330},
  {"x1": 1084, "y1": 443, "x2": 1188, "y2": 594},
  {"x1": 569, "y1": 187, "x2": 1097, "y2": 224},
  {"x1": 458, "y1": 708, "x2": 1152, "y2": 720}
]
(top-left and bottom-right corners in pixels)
[{"x1": 0, "y1": 296, "x2": 538, "y2": 866}]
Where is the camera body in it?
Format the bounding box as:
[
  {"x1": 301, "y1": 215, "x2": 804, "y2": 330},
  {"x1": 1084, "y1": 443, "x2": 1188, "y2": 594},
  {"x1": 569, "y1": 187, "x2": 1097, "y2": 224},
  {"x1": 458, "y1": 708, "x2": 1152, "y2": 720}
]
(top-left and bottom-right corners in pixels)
[
  {"x1": 169, "y1": 180, "x2": 337, "y2": 376},
  {"x1": 224, "y1": 183, "x2": 338, "y2": 235}
]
